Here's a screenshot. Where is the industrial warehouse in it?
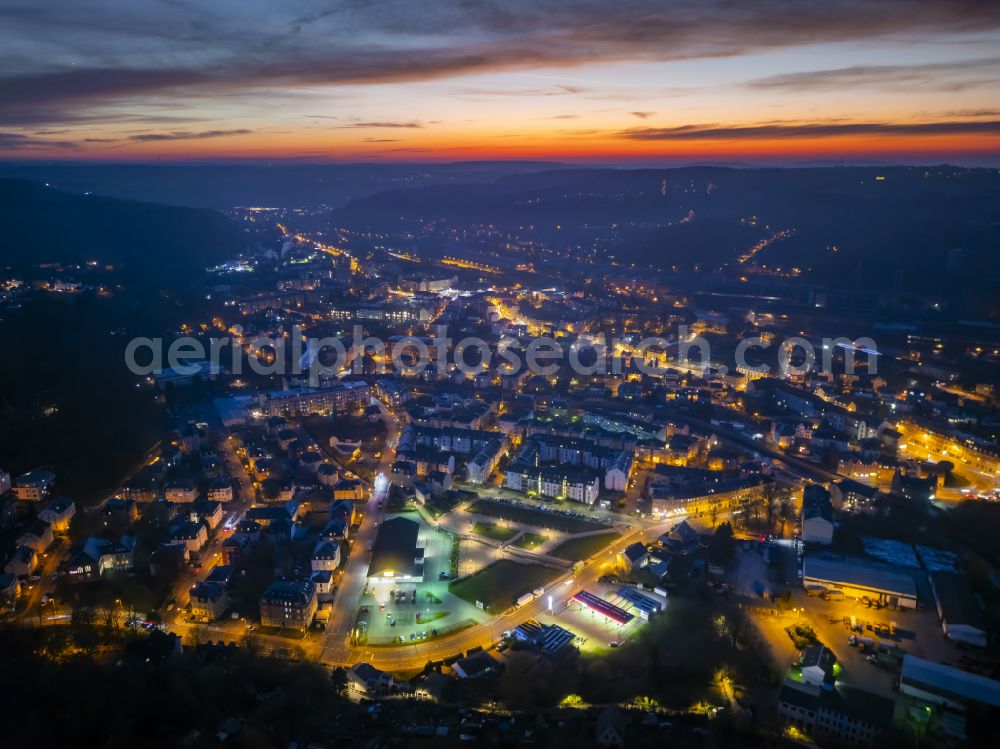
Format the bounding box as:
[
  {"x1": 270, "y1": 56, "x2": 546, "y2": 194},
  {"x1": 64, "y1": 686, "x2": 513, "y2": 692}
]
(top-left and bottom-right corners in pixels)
[{"x1": 802, "y1": 556, "x2": 918, "y2": 610}]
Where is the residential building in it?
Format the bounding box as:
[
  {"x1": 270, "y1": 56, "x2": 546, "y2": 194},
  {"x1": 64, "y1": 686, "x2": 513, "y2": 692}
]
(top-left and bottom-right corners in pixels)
[
  {"x1": 207, "y1": 477, "x2": 234, "y2": 503},
  {"x1": 619, "y1": 542, "x2": 649, "y2": 572},
  {"x1": 595, "y1": 706, "x2": 626, "y2": 749},
  {"x1": 466, "y1": 437, "x2": 507, "y2": 484},
  {"x1": 311, "y1": 569, "x2": 334, "y2": 601},
  {"x1": 187, "y1": 500, "x2": 223, "y2": 530},
  {"x1": 333, "y1": 477, "x2": 364, "y2": 501},
  {"x1": 64, "y1": 536, "x2": 135, "y2": 581},
  {"x1": 311, "y1": 541, "x2": 341, "y2": 572},
  {"x1": 4, "y1": 545, "x2": 37, "y2": 578},
  {"x1": 164, "y1": 479, "x2": 199, "y2": 503},
  {"x1": 504, "y1": 461, "x2": 602, "y2": 504},
  {"x1": 259, "y1": 580, "x2": 317, "y2": 630},
  {"x1": 16, "y1": 519, "x2": 53, "y2": 552},
  {"x1": 101, "y1": 498, "x2": 140, "y2": 524},
  {"x1": 12, "y1": 469, "x2": 55, "y2": 501},
  {"x1": 778, "y1": 681, "x2": 893, "y2": 747},
  {"x1": 452, "y1": 651, "x2": 501, "y2": 680},
  {"x1": 801, "y1": 484, "x2": 834, "y2": 545},
  {"x1": 260, "y1": 380, "x2": 371, "y2": 417},
  {"x1": 170, "y1": 520, "x2": 208, "y2": 554},
  {"x1": 374, "y1": 377, "x2": 411, "y2": 406},
  {"x1": 347, "y1": 662, "x2": 394, "y2": 695},
  {"x1": 190, "y1": 581, "x2": 229, "y2": 621},
  {"x1": 649, "y1": 473, "x2": 772, "y2": 518},
  {"x1": 800, "y1": 644, "x2": 837, "y2": 687}
]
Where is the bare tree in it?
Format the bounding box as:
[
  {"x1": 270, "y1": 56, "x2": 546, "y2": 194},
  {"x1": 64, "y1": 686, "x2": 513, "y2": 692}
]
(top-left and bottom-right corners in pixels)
[{"x1": 97, "y1": 598, "x2": 124, "y2": 632}]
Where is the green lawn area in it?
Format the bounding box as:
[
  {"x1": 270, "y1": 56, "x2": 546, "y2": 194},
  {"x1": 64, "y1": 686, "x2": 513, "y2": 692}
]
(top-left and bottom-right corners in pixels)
[
  {"x1": 471, "y1": 521, "x2": 519, "y2": 542},
  {"x1": 469, "y1": 499, "x2": 609, "y2": 533},
  {"x1": 512, "y1": 531, "x2": 549, "y2": 550},
  {"x1": 549, "y1": 531, "x2": 621, "y2": 561},
  {"x1": 450, "y1": 560, "x2": 563, "y2": 613}
]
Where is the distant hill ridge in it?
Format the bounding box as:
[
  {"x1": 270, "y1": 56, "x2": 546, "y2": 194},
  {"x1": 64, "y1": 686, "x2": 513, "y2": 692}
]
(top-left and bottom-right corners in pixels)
[{"x1": 0, "y1": 178, "x2": 244, "y2": 285}]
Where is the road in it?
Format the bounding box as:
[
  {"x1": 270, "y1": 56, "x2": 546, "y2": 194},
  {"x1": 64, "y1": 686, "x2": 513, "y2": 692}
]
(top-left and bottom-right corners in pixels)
[
  {"x1": 897, "y1": 441, "x2": 998, "y2": 503},
  {"x1": 317, "y1": 517, "x2": 666, "y2": 671},
  {"x1": 10, "y1": 538, "x2": 67, "y2": 623},
  {"x1": 165, "y1": 432, "x2": 257, "y2": 620},
  {"x1": 319, "y1": 405, "x2": 400, "y2": 663},
  {"x1": 155, "y1": 394, "x2": 814, "y2": 672},
  {"x1": 685, "y1": 413, "x2": 840, "y2": 483}
]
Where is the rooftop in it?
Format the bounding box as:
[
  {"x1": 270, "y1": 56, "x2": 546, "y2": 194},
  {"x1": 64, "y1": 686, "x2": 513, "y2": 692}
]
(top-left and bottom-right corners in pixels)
[
  {"x1": 368, "y1": 516, "x2": 422, "y2": 579},
  {"x1": 901, "y1": 655, "x2": 1000, "y2": 707},
  {"x1": 803, "y1": 556, "x2": 917, "y2": 599}
]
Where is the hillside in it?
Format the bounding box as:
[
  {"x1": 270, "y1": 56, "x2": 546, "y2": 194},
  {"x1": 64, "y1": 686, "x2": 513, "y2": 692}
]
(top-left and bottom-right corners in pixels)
[
  {"x1": 0, "y1": 162, "x2": 566, "y2": 210},
  {"x1": 0, "y1": 179, "x2": 245, "y2": 286},
  {"x1": 331, "y1": 165, "x2": 1000, "y2": 295}
]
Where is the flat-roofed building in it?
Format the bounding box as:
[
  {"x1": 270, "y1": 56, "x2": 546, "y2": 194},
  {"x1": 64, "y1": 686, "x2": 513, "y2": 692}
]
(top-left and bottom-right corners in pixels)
[
  {"x1": 900, "y1": 655, "x2": 1000, "y2": 711},
  {"x1": 929, "y1": 572, "x2": 988, "y2": 648},
  {"x1": 802, "y1": 556, "x2": 917, "y2": 610},
  {"x1": 367, "y1": 516, "x2": 424, "y2": 582},
  {"x1": 614, "y1": 586, "x2": 664, "y2": 620},
  {"x1": 260, "y1": 380, "x2": 371, "y2": 417}
]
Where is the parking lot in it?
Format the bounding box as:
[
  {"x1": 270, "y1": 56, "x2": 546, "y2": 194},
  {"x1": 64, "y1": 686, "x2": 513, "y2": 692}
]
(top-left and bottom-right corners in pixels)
[
  {"x1": 728, "y1": 541, "x2": 970, "y2": 698},
  {"x1": 353, "y1": 517, "x2": 489, "y2": 646}
]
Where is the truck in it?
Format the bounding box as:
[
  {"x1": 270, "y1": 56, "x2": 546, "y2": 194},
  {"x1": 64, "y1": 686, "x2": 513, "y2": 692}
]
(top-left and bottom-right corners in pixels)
[{"x1": 515, "y1": 590, "x2": 541, "y2": 608}]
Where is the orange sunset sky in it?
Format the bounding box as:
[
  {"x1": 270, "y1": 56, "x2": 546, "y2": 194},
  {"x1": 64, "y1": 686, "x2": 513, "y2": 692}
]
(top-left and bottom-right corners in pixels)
[{"x1": 2, "y1": 1, "x2": 1000, "y2": 164}]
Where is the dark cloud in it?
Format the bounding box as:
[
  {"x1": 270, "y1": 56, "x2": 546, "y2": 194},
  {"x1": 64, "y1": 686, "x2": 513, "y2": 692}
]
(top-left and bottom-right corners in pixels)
[
  {"x1": 746, "y1": 57, "x2": 1000, "y2": 91},
  {"x1": 0, "y1": 67, "x2": 210, "y2": 125},
  {"x1": 127, "y1": 129, "x2": 253, "y2": 142},
  {"x1": 3, "y1": 1, "x2": 999, "y2": 127},
  {"x1": 333, "y1": 121, "x2": 423, "y2": 129},
  {"x1": 451, "y1": 85, "x2": 584, "y2": 98},
  {"x1": 0, "y1": 131, "x2": 76, "y2": 150},
  {"x1": 941, "y1": 108, "x2": 1000, "y2": 118},
  {"x1": 620, "y1": 119, "x2": 1000, "y2": 140},
  {"x1": 362, "y1": 137, "x2": 401, "y2": 142},
  {"x1": 630, "y1": 111, "x2": 656, "y2": 119}
]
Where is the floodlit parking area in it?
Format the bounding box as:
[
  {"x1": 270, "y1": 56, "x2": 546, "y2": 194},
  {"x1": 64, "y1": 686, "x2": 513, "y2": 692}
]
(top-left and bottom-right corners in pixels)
[
  {"x1": 740, "y1": 557, "x2": 971, "y2": 698},
  {"x1": 354, "y1": 517, "x2": 488, "y2": 645}
]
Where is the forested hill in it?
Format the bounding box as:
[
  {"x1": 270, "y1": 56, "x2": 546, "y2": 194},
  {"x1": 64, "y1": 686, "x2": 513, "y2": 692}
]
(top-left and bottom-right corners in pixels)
[{"x1": 0, "y1": 179, "x2": 244, "y2": 286}]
